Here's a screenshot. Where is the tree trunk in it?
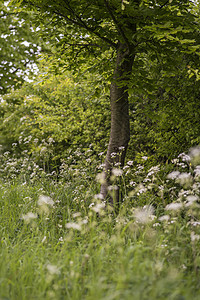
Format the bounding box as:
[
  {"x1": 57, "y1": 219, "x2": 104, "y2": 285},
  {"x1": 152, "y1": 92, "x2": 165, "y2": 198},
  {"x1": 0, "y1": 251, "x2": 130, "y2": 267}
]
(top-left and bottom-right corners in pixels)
[{"x1": 100, "y1": 43, "x2": 135, "y2": 206}]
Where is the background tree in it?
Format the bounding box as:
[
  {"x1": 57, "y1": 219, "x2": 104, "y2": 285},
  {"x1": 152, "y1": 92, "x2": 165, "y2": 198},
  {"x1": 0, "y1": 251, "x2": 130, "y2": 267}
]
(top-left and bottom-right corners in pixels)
[
  {"x1": 11, "y1": 0, "x2": 200, "y2": 204},
  {"x1": 0, "y1": 1, "x2": 43, "y2": 94}
]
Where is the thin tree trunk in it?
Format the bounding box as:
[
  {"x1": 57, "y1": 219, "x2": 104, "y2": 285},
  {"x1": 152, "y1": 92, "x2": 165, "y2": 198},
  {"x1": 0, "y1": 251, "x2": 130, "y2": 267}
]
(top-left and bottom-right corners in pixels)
[{"x1": 101, "y1": 42, "x2": 135, "y2": 206}]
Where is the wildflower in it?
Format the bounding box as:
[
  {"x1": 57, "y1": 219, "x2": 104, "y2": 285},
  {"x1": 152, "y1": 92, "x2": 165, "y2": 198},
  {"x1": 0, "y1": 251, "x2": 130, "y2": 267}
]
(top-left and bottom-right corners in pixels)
[
  {"x1": 96, "y1": 172, "x2": 105, "y2": 184},
  {"x1": 141, "y1": 156, "x2": 148, "y2": 160},
  {"x1": 189, "y1": 221, "x2": 200, "y2": 227},
  {"x1": 98, "y1": 152, "x2": 104, "y2": 156},
  {"x1": 108, "y1": 185, "x2": 118, "y2": 191},
  {"x1": 147, "y1": 165, "x2": 160, "y2": 177},
  {"x1": 167, "y1": 171, "x2": 180, "y2": 180},
  {"x1": 48, "y1": 137, "x2": 54, "y2": 143},
  {"x1": 111, "y1": 152, "x2": 117, "y2": 158},
  {"x1": 135, "y1": 183, "x2": 147, "y2": 195},
  {"x1": 38, "y1": 195, "x2": 54, "y2": 207},
  {"x1": 22, "y1": 212, "x2": 37, "y2": 223},
  {"x1": 66, "y1": 222, "x2": 82, "y2": 231},
  {"x1": 114, "y1": 162, "x2": 121, "y2": 167},
  {"x1": 134, "y1": 205, "x2": 155, "y2": 224},
  {"x1": 185, "y1": 195, "x2": 198, "y2": 207},
  {"x1": 46, "y1": 264, "x2": 60, "y2": 275},
  {"x1": 94, "y1": 193, "x2": 104, "y2": 200},
  {"x1": 165, "y1": 202, "x2": 183, "y2": 211},
  {"x1": 176, "y1": 172, "x2": 193, "y2": 186},
  {"x1": 171, "y1": 158, "x2": 179, "y2": 164},
  {"x1": 91, "y1": 202, "x2": 105, "y2": 213},
  {"x1": 178, "y1": 153, "x2": 191, "y2": 162},
  {"x1": 191, "y1": 232, "x2": 200, "y2": 242},
  {"x1": 159, "y1": 215, "x2": 170, "y2": 222},
  {"x1": 112, "y1": 168, "x2": 123, "y2": 177},
  {"x1": 119, "y1": 146, "x2": 125, "y2": 151},
  {"x1": 189, "y1": 146, "x2": 200, "y2": 165},
  {"x1": 127, "y1": 160, "x2": 133, "y2": 166},
  {"x1": 72, "y1": 212, "x2": 81, "y2": 218},
  {"x1": 194, "y1": 166, "x2": 200, "y2": 178}
]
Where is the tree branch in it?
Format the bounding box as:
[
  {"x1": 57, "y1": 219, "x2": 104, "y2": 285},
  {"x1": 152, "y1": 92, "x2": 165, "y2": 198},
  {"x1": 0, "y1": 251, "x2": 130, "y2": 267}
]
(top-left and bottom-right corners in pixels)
[
  {"x1": 22, "y1": 0, "x2": 117, "y2": 49},
  {"x1": 103, "y1": 0, "x2": 130, "y2": 51},
  {"x1": 61, "y1": 0, "x2": 117, "y2": 49}
]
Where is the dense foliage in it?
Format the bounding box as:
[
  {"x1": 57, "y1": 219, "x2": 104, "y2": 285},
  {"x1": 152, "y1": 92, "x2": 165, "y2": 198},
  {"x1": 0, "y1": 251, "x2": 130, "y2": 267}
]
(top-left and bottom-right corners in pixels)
[{"x1": 1, "y1": 1, "x2": 200, "y2": 298}]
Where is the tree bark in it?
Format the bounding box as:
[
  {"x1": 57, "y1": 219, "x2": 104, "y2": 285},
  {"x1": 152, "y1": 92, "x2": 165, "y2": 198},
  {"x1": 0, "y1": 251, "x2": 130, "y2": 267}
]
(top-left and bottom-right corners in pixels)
[{"x1": 100, "y1": 42, "x2": 135, "y2": 206}]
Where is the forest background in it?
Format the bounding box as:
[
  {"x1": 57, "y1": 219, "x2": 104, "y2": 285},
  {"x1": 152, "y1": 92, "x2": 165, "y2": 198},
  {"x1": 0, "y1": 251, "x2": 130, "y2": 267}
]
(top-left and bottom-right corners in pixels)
[{"x1": 1, "y1": 0, "x2": 200, "y2": 299}]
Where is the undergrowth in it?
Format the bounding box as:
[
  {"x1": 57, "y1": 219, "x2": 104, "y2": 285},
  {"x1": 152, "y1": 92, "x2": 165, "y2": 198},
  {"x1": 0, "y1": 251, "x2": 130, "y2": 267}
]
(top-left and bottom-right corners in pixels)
[{"x1": 1, "y1": 146, "x2": 200, "y2": 299}]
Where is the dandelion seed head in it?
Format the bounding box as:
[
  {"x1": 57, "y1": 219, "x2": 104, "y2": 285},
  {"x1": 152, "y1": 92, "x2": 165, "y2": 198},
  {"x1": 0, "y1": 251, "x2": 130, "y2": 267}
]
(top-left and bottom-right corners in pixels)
[{"x1": 134, "y1": 205, "x2": 155, "y2": 224}]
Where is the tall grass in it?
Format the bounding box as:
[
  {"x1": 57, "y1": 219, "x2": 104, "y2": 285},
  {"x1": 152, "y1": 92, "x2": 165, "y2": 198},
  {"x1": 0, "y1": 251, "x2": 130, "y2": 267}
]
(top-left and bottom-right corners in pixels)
[{"x1": 1, "y1": 147, "x2": 200, "y2": 299}]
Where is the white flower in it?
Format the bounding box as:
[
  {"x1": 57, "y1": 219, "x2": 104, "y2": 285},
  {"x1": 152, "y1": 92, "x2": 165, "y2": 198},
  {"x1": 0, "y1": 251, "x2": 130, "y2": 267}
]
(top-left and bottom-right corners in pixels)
[
  {"x1": 48, "y1": 137, "x2": 54, "y2": 143},
  {"x1": 194, "y1": 166, "x2": 200, "y2": 177},
  {"x1": 191, "y1": 232, "x2": 200, "y2": 242},
  {"x1": 147, "y1": 165, "x2": 160, "y2": 177},
  {"x1": 46, "y1": 264, "x2": 60, "y2": 275},
  {"x1": 136, "y1": 184, "x2": 147, "y2": 195},
  {"x1": 111, "y1": 152, "x2": 117, "y2": 158},
  {"x1": 112, "y1": 168, "x2": 123, "y2": 177},
  {"x1": 185, "y1": 195, "x2": 198, "y2": 207},
  {"x1": 38, "y1": 195, "x2": 54, "y2": 207},
  {"x1": 65, "y1": 222, "x2": 82, "y2": 231},
  {"x1": 189, "y1": 146, "x2": 200, "y2": 165},
  {"x1": 176, "y1": 172, "x2": 193, "y2": 186},
  {"x1": 141, "y1": 156, "x2": 148, "y2": 160},
  {"x1": 108, "y1": 185, "x2": 118, "y2": 191},
  {"x1": 22, "y1": 212, "x2": 37, "y2": 223},
  {"x1": 178, "y1": 153, "x2": 191, "y2": 162},
  {"x1": 72, "y1": 212, "x2": 81, "y2": 218},
  {"x1": 165, "y1": 203, "x2": 183, "y2": 211},
  {"x1": 127, "y1": 160, "x2": 133, "y2": 166},
  {"x1": 96, "y1": 172, "x2": 105, "y2": 184},
  {"x1": 167, "y1": 171, "x2": 180, "y2": 180},
  {"x1": 98, "y1": 152, "x2": 104, "y2": 156},
  {"x1": 171, "y1": 158, "x2": 179, "y2": 164},
  {"x1": 134, "y1": 205, "x2": 155, "y2": 224},
  {"x1": 94, "y1": 193, "x2": 104, "y2": 200},
  {"x1": 159, "y1": 215, "x2": 170, "y2": 222},
  {"x1": 91, "y1": 202, "x2": 105, "y2": 213},
  {"x1": 189, "y1": 221, "x2": 200, "y2": 227}
]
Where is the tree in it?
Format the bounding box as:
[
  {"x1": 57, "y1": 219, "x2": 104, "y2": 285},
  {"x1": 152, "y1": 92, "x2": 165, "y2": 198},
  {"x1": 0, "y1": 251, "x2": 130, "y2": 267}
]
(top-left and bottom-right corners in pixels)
[
  {"x1": 0, "y1": 2, "x2": 42, "y2": 94},
  {"x1": 12, "y1": 0, "x2": 199, "y2": 204}
]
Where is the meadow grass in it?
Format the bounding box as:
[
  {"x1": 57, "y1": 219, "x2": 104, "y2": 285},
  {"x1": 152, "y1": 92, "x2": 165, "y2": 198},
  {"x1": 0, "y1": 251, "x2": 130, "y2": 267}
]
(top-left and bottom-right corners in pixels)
[{"x1": 1, "y1": 174, "x2": 200, "y2": 300}]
